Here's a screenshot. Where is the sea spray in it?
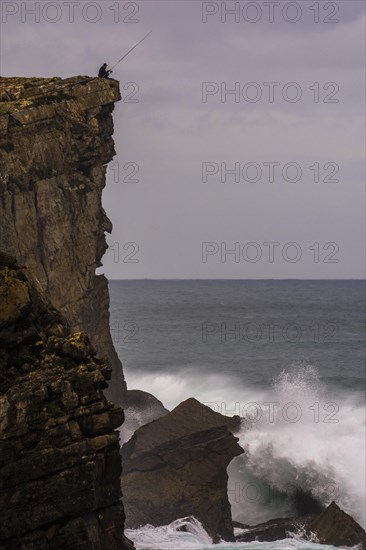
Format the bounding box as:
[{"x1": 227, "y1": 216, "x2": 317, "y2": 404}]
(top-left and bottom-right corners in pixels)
[
  {"x1": 124, "y1": 364, "x2": 365, "y2": 527},
  {"x1": 126, "y1": 516, "x2": 351, "y2": 550},
  {"x1": 111, "y1": 280, "x2": 365, "y2": 548},
  {"x1": 228, "y1": 364, "x2": 366, "y2": 527},
  {"x1": 125, "y1": 517, "x2": 212, "y2": 549}
]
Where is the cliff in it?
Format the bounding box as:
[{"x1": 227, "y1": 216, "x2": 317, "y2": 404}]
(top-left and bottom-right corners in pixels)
[
  {"x1": 0, "y1": 76, "x2": 125, "y2": 407},
  {"x1": 0, "y1": 253, "x2": 133, "y2": 549}
]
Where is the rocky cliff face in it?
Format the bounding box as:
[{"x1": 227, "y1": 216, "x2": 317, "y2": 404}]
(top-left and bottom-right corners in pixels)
[
  {"x1": 0, "y1": 253, "x2": 133, "y2": 549},
  {"x1": 0, "y1": 76, "x2": 125, "y2": 407}
]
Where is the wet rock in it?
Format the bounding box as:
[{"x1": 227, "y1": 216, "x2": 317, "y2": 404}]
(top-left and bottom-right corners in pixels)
[
  {"x1": 122, "y1": 398, "x2": 243, "y2": 542},
  {"x1": 308, "y1": 501, "x2": 366, "y2": 548},
  {"x1": 235, "y1": 502, "x2": 366, "y2": 548},
  {"x1": 235, "y1": 515, "x2": 317, "y2": 542},
  {"x1": 121, "y1": 389, "x2": 169, "y2": 443}
]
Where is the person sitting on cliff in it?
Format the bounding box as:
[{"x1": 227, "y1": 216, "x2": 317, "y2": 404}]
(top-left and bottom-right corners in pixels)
[{"x1": 98, "y1": 63, "x2": 112, "y2": 79}]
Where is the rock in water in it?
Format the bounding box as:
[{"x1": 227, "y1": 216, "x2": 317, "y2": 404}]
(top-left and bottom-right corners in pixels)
[
  {"x1": 122, "y1": 398, "x2": 243, "y2": 542},
  {"x1": 0, "y1": 76, "x2": 124, "y2": 407},
  {"x1": 308, "y1": 501, "x2": 366, "y2": 548},
  {"x1": 234, "y1": 502, "x2": 366, "y2": 546},
  {"x1": 121, "y1": 389, "x2": 169, "y2": 443},
  {"x1": 235, "y1": 516, "x2": 317, "y2": 542},
  {"x1": 0, "y1": 255, "x2": 133, "y2": 549}
]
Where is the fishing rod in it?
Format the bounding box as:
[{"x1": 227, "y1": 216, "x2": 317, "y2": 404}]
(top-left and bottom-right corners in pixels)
[{"x1": 110, "y1": 31, "x2": 152, "y2": 71}]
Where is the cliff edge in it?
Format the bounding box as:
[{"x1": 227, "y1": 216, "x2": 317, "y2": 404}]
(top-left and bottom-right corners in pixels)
[{"x1": 0, "y1": 76, "x2": 124, "y2": 406}]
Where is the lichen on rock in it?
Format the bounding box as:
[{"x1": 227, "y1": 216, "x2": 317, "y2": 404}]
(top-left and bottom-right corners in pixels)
[
  {"x1": 0, "y1": 76, "x2": 125, "y2": 407},
  {"x1": 0, "y1": 255, "x2": 133, "y2": 549}
]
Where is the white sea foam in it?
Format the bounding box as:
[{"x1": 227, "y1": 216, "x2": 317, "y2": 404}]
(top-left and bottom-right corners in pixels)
[
  {"x1": 125, "y1": 517, "x2": 212, "y2": 549},
  {"x1": 126, "y1": 516, "x2": 350, "y2": 550},
  {"x1": 124, "y1": 368, "x2": 267, "y2": 412},
  {"x1": 124, "y1": 364, "x2": 366, "y2": 535},
  {"x1": 230, "y1": 365, "x2": 366, "y2": 527}
]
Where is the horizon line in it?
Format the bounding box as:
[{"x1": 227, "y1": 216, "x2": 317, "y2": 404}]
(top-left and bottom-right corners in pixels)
[{"x1": 107, "y1": 277, "x2": 366, "y2": 282}]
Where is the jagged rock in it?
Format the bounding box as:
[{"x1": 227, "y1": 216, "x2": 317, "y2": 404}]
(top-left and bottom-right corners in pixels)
[
  {"x1": 234, "y1": 502, "x2": 366, "y2": 547},
  {"x1": 235, "y1": 516, "x2": 317, "y2": 542},
  {"x1": 125, "y1": 389, "x2": 169, "y2": 417},
  {"x1": 308, "y1": 501, "x2": 366, "y2": 548},
  {"x1": 0, "y1": 76, "x2": 124, "y2": 407},
  {"x1": 61, "y1": 332, "x2": 95, "y2": 360},
  {"x1": 122, "y1": 398, "x2": 243, "y2": 542},
  {"x1": 0, "y1": 257, "x2": 133, "y2": 550},
  {"x1": 125, "y1": 397, "x2": 241, "y2": 456}
]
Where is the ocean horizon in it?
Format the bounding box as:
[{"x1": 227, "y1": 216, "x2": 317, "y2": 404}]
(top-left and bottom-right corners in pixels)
[{"x1": 110, "y1": 279, "x2": 366, "y2": 549}]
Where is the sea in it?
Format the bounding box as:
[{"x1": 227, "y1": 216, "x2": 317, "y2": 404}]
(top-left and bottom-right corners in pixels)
[{"x1": 109, "y1": 280, "x2": 366, "y2": 550}]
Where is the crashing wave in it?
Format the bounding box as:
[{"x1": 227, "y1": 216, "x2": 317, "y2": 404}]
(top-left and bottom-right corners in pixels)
[
  {"x1": 228, "y1": 364, "x2": 366, "y2": 527},
  {"x1": 125, "y1": 516, "x2": 212, "y2": 549},
  {"x1": 126, "y1": 516, "x2": 352, "y2": 549}
]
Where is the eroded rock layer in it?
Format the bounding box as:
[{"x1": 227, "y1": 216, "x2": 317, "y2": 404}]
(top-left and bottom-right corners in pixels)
[
  {"x1": 0, "y1": 76, "x2": 124, "y2": 406},
  {"x1": 0, "y1": 253, "x2": 132, "y2": 549}
]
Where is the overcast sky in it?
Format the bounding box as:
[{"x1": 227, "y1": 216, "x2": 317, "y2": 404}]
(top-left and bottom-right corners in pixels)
[{"x1": 1, "y1": 0, "x2": 365, "y2": 278}]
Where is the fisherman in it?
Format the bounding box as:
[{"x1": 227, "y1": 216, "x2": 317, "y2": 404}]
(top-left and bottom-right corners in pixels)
[
  {"x1": 98, "y1": 32, "x2": 152, "y2": 80},
  {"x1": 98, "y1": 63, "x2": 113, "y2": 79}
]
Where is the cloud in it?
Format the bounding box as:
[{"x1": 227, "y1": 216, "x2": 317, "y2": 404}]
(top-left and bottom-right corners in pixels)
[{"x1": 1, "y1": 0, "x2": 364, "y2": 278}]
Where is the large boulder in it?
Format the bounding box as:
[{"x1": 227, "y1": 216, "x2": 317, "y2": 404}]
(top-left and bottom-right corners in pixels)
[
  {"x1": 308, "y1": 501, "x2": 366, "y2": 548},
  {"x1": 120, "y1": 389, "x2": 169, "y2": 444},
  {"x1": 122, "y1": 398, "x2": 243, "y2": 542}
]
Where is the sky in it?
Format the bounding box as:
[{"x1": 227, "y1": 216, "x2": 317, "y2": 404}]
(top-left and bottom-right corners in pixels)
[{"x1": 0, "y1": 0, "x2": 365, "y2": 278}]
